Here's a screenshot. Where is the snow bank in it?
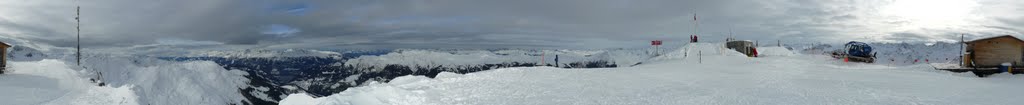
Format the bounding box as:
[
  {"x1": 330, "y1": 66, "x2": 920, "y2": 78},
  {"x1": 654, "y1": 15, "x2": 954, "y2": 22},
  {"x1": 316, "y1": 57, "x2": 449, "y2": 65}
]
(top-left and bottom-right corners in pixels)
[
  {"x1": 287, "y1": 52, "x2": 1024, "y2": 105},
  {"x1": 3, "y1": 58, "x2": 250, "y2": 105},
  {"x1": 1, "y1": 59, "x2": 139, "y2": 105},
  {"x1": 280, "y1": 93, "x2": 317, "y2": 105},
  {"x1": 280, "y1": 75, "x2": 440, "y2": 105},
  {"x1": 128, "y1": 61, "x2": 250, "y2": 105},
  {"x1": 648, "y1": 43, "x2": 747, "y2": 62}
]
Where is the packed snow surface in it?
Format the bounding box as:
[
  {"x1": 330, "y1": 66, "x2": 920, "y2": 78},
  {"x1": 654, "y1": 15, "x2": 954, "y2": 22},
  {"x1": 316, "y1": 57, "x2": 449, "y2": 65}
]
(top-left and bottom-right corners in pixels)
[
  {"x1": 284, "y1": 43, "x2": 1024, "y2": 105},
  {"x1": 0, "y1": 58, "x2": 252, "y2": 105},
  {"x1": 757, "y1": 46, "x2": 797, "y2": 57},
  {"x1": 0, "y1": 59, "x2": 138, "y2": 105}
]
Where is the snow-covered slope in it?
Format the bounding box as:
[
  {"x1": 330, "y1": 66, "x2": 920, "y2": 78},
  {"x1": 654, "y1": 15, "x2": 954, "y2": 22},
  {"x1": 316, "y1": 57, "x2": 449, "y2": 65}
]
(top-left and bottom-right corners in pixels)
[
  {"x1": 7, "y1": 46, "x2": 48, "y2": 61},
  {"x1": 0, "y1": 59, "x2": 138, "y2": 105},
  {"x1": 757, "y1": 46, "x2": 797, "y2": 57},
  {"x1": 871, "y1": 43, "x2": 962, "y2": 65},
  {"x1": 78, "y1": 56, "x2": 254, "y2": 105},
  {"x1": 646, "y1": 43, "x2": 746, "y2": 63},
  {"x1": 283, "y1": 43, "x2": 1024, "y2": 105}
]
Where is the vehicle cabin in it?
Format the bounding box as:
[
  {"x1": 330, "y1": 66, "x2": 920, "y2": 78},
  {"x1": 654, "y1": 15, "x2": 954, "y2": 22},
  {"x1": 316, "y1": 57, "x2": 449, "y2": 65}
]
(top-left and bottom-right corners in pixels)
[
  {"x1": 726, "y1": 40, "x2": 756, "y2": 57},
  {"x1": 0, "y1": 42, "x2": 8, "y2": 73},
  {"x1": 963, "y1": 35, "x2": 1024, "y2": 67}
]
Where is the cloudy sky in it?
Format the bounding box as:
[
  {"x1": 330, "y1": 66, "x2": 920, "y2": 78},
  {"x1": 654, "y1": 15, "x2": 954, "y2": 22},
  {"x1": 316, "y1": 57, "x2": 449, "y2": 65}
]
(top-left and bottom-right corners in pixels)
[{"x1": 1, "y1": 0, "x2": 1022, "y2": 49}]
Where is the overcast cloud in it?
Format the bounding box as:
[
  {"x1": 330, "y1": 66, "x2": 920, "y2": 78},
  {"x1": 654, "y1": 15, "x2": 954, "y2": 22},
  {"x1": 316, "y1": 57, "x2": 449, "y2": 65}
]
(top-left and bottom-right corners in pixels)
[{"x1": 1, "y1": 0, "x2": 1022, "y2": 49}]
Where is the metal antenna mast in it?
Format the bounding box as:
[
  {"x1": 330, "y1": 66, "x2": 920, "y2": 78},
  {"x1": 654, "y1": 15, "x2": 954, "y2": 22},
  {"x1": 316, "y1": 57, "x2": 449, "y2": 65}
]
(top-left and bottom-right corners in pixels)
[{"x1": 76, "y1": 4, "x2": 81, "y2": 65}]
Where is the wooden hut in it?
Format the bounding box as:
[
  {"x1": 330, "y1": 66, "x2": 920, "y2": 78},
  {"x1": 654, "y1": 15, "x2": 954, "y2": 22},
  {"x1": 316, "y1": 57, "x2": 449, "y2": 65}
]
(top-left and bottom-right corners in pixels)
[
  {"x1": 963, "y1": 35, "x2": 1024, "y2": 67},
  {"x1": 0, "y1": 42, "x2": 8, "y2": 73}
]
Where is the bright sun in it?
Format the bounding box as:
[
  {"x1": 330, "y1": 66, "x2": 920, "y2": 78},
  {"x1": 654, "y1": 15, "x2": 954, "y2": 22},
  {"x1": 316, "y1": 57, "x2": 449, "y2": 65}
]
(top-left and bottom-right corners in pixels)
[{"x1": 881, "y1": 0, "x2": 979, "y2": 27}]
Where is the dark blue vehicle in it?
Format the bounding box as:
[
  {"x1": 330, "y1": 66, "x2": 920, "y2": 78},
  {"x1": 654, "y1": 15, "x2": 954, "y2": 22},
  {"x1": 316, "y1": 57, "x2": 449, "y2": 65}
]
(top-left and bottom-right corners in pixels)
[
  {"x1": 831, "y1": 41, "x2": 876, "y2": 63},
  {"x1": 845, "y1": 41, "x2": 873, "y2": 57}
]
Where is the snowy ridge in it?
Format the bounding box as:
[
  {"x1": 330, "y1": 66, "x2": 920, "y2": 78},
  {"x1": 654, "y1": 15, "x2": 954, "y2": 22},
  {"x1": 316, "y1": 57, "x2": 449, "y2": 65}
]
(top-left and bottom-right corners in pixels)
[
  {"x1": 7, "y1": 45, "x2": 48, "y2": 61},
  {"x1": 178, "y1": 49, "x2": 344, "y2": 58},
  {"x1": 123, "y1": 49, "x2": 346, "y2": 58},
  {"x1": 0, "y1": 36, "x2": 73, "y2": 53}
]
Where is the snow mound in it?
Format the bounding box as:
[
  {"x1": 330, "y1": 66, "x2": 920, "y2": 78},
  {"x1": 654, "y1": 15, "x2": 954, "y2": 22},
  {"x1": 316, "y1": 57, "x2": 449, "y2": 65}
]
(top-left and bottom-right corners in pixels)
[
  {"x1": 78, "y1": 57, "x2": 252, "y2": 105},
  {"x1": 280, "y1": 93, "x2": 317, "y2": 105},
  {"x1": 281, "y1": 75, "x2": 438, "y2": 105},
  {"x1": 1, "y1": 59, "x2": 139, "y2": 105},
  {"x1": 757, "y1": 46, "x2": 796, "y2": 57},
  {"x1": 648, "y1": 43, "x2": 746, "y2": 62},
  {"x1": 128, "y1": 61, "x2": 250, "y2": 105}
]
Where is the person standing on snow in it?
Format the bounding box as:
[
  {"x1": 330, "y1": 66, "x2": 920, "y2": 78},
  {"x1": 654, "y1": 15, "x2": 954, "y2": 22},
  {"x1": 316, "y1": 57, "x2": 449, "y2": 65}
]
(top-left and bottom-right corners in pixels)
[
  {"x1": 690, "y1": 35, "x2": 695, "y2": 42},
  {"x1": 751, "y1": 47, "x2": 758, "y2": 57},
  {"x1": 554, "y1": 55, "x2": 560, "y2": 67},
  {"x1": 694, "y1": 35, "x2": 699, "y2": 42}
]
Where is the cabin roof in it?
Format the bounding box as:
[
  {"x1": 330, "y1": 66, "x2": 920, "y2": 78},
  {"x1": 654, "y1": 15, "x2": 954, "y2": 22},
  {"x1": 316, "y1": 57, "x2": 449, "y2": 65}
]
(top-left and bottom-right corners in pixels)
[
  {"x1": 0, "y1": 41, "x2": 8, "y2": 47},
  {"x1": 966, "y1": 35, "x2": 1024, "y2": 44}
]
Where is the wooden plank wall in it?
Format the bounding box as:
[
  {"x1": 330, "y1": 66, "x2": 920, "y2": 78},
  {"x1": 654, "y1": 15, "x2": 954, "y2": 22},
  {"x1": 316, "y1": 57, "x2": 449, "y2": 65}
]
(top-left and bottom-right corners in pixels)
[{"x1": 969, "y1": 37, "x2": 1024, "y2": 67}]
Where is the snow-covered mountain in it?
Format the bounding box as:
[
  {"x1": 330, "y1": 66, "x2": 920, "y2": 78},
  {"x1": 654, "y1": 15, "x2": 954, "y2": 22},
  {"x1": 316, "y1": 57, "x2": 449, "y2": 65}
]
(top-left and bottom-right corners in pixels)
[{"x1": 7, "y1": 45, "x2": 47, "y2": 61}]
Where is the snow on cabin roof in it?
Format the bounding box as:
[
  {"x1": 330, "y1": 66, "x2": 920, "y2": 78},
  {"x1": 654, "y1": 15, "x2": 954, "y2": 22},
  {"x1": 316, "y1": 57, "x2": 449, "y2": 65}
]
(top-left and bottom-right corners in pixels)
[
  {"x1": 0, "y1": 41, "x2": 9, "y2": 47},
  {"x1": 966, "y1": 35, "x2": 1024, "y2": 43}
]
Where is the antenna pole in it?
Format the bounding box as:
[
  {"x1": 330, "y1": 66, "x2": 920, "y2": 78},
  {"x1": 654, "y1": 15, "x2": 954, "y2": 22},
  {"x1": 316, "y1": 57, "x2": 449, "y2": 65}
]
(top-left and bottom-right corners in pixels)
[{"x1": 76, "y1": 5, "x2": 81, "y2": 65}]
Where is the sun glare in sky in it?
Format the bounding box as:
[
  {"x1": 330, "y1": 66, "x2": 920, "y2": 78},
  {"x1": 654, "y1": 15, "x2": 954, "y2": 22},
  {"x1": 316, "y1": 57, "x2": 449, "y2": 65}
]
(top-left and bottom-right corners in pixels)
[{"x1": 881, "y1": 0, "x2": 979, "y2": 28}]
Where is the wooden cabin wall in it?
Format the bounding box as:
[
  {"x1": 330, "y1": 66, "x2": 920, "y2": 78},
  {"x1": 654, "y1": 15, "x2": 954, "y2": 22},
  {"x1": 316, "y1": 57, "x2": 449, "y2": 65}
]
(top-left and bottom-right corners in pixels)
[
  {"x1": 0, "y1": 46, "x2": 6, "y2": 71},
  {"x1": 968, "y1": 37, "x2": 1024, "y2": 67}
]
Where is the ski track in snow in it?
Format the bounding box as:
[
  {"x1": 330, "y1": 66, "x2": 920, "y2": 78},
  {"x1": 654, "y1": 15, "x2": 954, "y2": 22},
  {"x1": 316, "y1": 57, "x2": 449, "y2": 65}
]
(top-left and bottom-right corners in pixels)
[{"x1": 283, "y1": 43, "x2": 1024, "y2": 105}]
